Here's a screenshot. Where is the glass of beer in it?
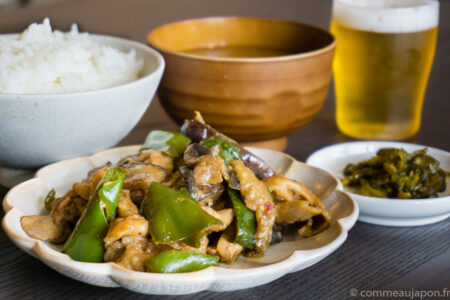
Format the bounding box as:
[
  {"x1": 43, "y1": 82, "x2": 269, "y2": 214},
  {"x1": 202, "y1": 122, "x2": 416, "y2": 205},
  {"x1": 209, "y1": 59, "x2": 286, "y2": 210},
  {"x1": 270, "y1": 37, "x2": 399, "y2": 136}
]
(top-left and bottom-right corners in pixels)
[{"x1": 331, "y1": 0, "x2": 439, "y2": 140}]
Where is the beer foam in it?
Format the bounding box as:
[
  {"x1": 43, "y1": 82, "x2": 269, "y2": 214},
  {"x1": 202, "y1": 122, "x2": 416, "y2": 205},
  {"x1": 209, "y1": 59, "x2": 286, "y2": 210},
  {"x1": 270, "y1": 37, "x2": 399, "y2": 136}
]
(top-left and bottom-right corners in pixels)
[{"x1": 332, "y1": 0, "x2": 439, "y2": 33}]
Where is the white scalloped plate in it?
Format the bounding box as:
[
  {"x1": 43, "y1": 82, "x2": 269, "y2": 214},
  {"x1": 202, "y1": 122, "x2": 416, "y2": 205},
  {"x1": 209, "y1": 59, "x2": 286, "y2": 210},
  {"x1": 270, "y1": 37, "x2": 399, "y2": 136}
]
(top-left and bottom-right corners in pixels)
[{"x1": 2, "y1": 146, "x2": 358, "y2": 295}]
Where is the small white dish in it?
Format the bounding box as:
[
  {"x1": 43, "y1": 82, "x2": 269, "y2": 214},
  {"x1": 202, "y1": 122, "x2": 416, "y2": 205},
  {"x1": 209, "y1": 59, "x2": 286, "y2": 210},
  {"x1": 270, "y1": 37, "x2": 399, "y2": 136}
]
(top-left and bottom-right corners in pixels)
[
  {"x1": 306, "y1": 141, "x2": 450, "y2": 227},
  {"x1": 2, "y1": 146, "x2": 358, "y2": 295}
]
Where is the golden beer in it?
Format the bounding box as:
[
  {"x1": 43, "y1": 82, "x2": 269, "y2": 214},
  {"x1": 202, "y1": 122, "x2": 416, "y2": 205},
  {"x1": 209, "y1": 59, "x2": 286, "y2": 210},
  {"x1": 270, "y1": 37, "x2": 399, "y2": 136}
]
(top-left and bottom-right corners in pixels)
[{"x1": 331, "y1": 0, "x2": 439, "y2": 139}]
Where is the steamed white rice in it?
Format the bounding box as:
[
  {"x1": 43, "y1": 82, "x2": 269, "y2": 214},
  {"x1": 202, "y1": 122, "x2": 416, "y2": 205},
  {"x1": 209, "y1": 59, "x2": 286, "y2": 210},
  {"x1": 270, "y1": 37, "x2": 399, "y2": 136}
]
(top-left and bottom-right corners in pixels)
[{"x1": 0, "y1": 18, "x2": 144, "y2": 94}]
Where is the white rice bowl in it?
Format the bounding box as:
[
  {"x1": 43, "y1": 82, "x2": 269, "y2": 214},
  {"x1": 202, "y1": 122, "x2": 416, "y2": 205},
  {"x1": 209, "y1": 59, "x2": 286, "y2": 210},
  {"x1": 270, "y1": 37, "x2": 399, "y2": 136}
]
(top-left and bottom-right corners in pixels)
[
  {"x1": 0, "y1": 23, "x2": 165, "y2": 168},
  {"x1": 0, "y1": 18, "x2": 144, "y2": 94}
]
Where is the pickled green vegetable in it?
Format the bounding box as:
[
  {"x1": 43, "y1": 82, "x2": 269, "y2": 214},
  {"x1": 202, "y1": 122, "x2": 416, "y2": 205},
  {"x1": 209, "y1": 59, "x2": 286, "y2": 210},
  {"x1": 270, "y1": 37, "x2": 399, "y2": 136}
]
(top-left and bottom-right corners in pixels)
[{"x1": 342, "y1": 148, "x2": 449, "y2": 199}]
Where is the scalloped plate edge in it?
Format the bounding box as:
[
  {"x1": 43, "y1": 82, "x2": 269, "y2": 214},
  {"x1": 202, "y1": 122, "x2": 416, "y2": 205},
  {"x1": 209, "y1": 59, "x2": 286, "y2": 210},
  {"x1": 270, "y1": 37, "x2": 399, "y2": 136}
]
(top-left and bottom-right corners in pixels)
[{"x1": 2, "y1": 146, "x2": 358, "y2": 294}]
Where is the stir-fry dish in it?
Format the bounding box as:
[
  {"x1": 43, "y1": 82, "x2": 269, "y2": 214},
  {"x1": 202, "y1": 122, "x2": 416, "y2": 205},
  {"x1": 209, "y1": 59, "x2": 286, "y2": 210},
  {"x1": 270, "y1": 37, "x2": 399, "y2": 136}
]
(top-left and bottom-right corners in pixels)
[
  {"x1": 343, "y1": 148, "x2": 449, "y2": 199},
  {"x1": 21, "y1": 112, "x2": 330, "y2": 273}
]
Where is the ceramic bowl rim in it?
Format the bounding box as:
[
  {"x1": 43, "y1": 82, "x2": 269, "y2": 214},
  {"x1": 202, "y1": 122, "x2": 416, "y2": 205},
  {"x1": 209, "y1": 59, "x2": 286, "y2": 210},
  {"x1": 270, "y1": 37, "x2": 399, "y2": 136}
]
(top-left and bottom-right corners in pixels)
[{"x1": 147, "y1": 16, "x2": 336, "y2": 63}]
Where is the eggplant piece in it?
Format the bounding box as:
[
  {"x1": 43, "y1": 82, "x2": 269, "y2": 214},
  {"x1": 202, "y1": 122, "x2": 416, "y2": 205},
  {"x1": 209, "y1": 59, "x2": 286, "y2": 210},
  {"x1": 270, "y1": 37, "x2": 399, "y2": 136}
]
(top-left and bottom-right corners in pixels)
[
  {"x1": 180, "y1": 164, "x2": 225, "y2": 204},
  {"x1": 183, "y1": 143, "x2": 211, "y2": 166},
  {"x1": 241, "y1": 153, "x2": 274, "y2": 180},
  {"x1": 179, "y1": 166, "x2": 199, "y2": 200},
  {"x1": 181, "y1": 120, "x2": 212, "y2": 143},
  {"x1": 227, "y1": 169, "x2": 241, "y2": 190},
  {"x1": 181, "y1": 119, "x2": 274, "y2": 179},
  {"x1": 270, "y1": 223, "x2": 284, "y2": 244},
  {"x1": 121, "y1": 162, "x2": 170, "y2": 192},
  {"x1": 198, "y1": 184, "x2": 225, "y2": 206},
  {"x1": 130, "y1": 190, "x2": 145, "y2": 205}
]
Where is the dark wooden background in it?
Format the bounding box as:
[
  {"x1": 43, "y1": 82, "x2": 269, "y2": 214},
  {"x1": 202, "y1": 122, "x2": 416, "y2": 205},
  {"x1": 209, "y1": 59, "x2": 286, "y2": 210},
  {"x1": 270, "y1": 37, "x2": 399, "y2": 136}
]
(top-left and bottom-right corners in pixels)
[{"x1": 0, "y1": 0, "x2": 449, "y2": 299}]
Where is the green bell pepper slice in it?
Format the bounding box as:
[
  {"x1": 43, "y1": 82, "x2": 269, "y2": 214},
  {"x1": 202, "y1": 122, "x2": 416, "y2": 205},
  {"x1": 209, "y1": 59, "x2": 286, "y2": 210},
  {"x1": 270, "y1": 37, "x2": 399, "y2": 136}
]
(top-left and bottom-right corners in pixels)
[
  {"x1": 62, "y1": 167, "x2": 126, "y2": 263},
  {"x1": 140, "y1": 130, "x2": 191, "y2": 157},
  {"x1": 228, "y1": 189, "x2": 256, "y2": 249},
  {"x1": 201, "y1": 137, "x2": 243, "y2": 162},
  {"x1": 201, "y1": 138, "x2": 255, "y2": 248},
  {"x1": 141, "y1": 182, "x2": 222, "y2": 243},
  {"x1": 178, "y1": 187, "x2": 205, "y2": 248},
  {"x1": 44, "y1": 188, "x2": 56, "y2": 211},
  {"x1": 181, "y1": 230, "x2": 205, "y2": 248},
  {"x1": 146, "y1": 250, "x2": 218, "y2": 273}
]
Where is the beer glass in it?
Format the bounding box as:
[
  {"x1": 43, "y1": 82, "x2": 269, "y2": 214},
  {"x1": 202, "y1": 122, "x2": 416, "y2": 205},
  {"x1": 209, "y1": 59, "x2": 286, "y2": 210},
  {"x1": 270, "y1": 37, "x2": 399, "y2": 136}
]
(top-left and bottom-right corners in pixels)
[{"x1": 331, "y1": 0, "x2": 439, "y2": 140}]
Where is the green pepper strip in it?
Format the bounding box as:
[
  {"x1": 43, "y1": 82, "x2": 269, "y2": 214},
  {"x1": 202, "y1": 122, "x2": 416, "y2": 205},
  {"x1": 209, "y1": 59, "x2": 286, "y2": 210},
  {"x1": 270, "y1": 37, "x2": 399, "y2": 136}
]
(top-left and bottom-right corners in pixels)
[
  {"x1": 228, "y1": 189, "x2": 256, "y2": 249},
  {"x1": 140, "y1": 130, "x2": 191, "y2": 157},
  {"x1": 146, "y1": 250, "x2": 218, "y2": 273},
  {"x1": 201, "y1": 137, "x2": 243, "y2": 162},
  {"x1": 179, "y1": 187, "x2": 205, "y2": 248},
  {"x1": 44, "y1": 188, "x2": 56, "y2": 211},
  {"x1": 62, "y1": 167, "x2": 126, "y2": 263},
  {"x1": 141, "y1": 182, "x2": 222, "y2": 243},
  {"x1": 202, "y1": 138, "x2": 256, "y2": 247}
]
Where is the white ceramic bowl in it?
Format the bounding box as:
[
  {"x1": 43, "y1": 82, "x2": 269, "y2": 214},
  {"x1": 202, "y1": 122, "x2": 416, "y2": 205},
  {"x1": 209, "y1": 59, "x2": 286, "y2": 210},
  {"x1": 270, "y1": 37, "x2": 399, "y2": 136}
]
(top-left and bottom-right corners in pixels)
[
  {"x1": 307, "y1": 141, "x2": 450, "y2": 226},
  {"x1": 2, "y1": 146, "x2": 358, "y2": 295},
  {"x1": 0, "y1": 34, "x2": 165, "y2": 168}
]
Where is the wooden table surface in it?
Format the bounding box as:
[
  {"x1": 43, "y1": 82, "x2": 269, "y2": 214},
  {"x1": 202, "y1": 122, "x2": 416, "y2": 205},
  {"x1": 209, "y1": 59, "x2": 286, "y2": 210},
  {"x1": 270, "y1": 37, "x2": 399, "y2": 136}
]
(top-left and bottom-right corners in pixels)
[{"x1": 1, "y1": 0, "x2": 449, "y2": 299}]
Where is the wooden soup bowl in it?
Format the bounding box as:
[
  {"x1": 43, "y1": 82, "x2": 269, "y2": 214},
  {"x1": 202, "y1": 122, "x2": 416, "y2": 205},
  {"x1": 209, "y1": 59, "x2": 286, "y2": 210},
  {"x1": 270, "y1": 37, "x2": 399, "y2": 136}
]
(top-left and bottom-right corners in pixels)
[{"x1": 148, "y1": 17, "x2": 335, "y2": 150}]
